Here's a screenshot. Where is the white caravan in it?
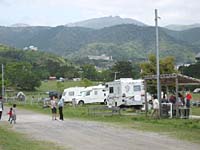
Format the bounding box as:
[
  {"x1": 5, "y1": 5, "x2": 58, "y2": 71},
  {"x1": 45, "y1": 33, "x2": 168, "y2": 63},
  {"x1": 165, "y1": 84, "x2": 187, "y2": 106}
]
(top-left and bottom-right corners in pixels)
[
  {"x1": 62, "y1": 87, "x2": 85, "y2": 103},
  {"x1": 74, "y1": 85, "x2": 108, "y2": 105},
  {"x1": 106, "y1": 78, "x2": 149, "y2": 109}
]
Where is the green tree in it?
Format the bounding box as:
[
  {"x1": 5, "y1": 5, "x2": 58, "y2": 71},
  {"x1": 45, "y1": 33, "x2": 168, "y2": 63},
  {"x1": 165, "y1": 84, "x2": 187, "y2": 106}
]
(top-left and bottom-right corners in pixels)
[
  {"x1": 81, "y1": 64, "x2": 97, "y2": 80},
  {"x1": 140, "y1": 54, "x2": 176, "y2": 77},
  {"x1": 140, "y1": 54, "x2": 177, "y2": 94},
  {"x1": 111, "y1": 61, "x2": 134, "y2": 79},
  {"x1": 179, "y1": 62, "x2": 200, "y2": 79},
  {"x1": 5, "y1": 62, "x2": 41, "y2": 90}
]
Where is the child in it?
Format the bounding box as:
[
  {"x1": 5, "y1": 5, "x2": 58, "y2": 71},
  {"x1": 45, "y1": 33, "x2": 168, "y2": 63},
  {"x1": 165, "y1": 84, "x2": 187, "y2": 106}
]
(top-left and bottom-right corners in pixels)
[
  {"x1": 10, "y1": 104, "x2": 16, "y2": 124},
  {"x1": 7, "y1": 107, "x2": 13, "y2": 122}
]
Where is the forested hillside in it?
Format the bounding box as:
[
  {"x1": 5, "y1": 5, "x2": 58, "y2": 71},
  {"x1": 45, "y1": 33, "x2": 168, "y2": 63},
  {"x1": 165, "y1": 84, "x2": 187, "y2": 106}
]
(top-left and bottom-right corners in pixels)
[
  {"x1": 0, "y1": 44, "x2": 79, "y2": 79},
  {"x1": 0, "y1": 24, "x2": 199, "y2": 64}
]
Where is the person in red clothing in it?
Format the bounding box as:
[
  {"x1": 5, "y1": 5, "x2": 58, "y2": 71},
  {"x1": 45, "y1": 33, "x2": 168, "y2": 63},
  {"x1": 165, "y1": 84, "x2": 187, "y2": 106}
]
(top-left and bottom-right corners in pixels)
[
  {"x1": 186, "y1": 92, "x2": 192, "y2": 108},
  {"x1": 7, "y1": 107, "x2": 13, "y2": 122}
]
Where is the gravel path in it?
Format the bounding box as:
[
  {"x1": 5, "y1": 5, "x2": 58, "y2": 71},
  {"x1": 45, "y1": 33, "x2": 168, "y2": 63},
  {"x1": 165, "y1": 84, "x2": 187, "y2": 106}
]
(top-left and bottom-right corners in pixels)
[{"x1": 1, "y1": 107, "x2": 200, "y2": 150}]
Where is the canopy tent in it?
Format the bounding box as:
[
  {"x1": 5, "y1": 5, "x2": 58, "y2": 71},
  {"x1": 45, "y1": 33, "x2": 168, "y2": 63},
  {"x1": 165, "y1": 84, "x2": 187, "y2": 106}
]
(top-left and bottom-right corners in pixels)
[
  {"x1": 143, "y1": 73, "x2": 200, "y2": 117},
  {"x1": 144, "y1": 73, "x2": 200, "y2": 86}
]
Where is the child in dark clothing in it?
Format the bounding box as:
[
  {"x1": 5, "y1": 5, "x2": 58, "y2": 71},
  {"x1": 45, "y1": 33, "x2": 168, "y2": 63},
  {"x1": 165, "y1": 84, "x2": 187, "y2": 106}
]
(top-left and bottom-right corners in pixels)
[{"x1": 7, "y1": 107, "x2": 13, "y2": 122}]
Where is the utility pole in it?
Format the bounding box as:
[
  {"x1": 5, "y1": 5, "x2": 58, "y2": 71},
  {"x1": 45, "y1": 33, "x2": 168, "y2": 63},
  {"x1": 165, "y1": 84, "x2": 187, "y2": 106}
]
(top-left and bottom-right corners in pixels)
[
  {"x1": 114, "y1": 72, "x2": 119, "y2": 80},
  {"x1": 155, "y1": 9, "x2": 161, "y2": 117},
  {"x1": 1, "y1": 64, "x2": 4, "y2": 98}
]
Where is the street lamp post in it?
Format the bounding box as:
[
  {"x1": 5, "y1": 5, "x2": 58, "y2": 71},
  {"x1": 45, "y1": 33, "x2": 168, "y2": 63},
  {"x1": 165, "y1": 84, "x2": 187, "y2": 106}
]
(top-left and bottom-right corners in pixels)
[
  {"x1": 1, "y1": 64, "x2": 4, "y2": 98},
  {"x1": 155, "y1": 9, "x2": 161, "y2": 117}
]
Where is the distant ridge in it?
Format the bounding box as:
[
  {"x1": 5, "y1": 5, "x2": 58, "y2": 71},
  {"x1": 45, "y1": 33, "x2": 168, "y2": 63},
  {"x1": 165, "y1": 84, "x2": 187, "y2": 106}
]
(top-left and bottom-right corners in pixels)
[
  {"x1": 0, "y1": 23, "x2": 199, "y2": 64},
  {"x1": 10, "y1": 23, "x2": 30, "y2": 27},
  {"x1": 165, "y1": 23, "x2": 200, "y2": 31},
  {"x1": 66, "y1": 16, "x2": 147, "y2": 29}
]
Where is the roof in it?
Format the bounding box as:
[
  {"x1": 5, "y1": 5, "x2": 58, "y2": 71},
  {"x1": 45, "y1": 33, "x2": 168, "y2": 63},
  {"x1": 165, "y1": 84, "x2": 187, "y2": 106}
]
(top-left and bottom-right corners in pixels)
[
  {"x1": 196, "y1": 53, "x2": 200, "y2": 60},
  {"x1": 196, "y1": 52, "x2": 200, "y2": 58},
  {"x1": 144, "y1": 73, "x2": 200, "y2": 85}
]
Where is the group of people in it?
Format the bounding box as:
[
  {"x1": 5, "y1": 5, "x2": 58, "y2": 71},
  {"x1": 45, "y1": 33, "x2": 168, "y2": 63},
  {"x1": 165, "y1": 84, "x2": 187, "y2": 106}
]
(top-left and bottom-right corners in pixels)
[
  {"x1": 169, "y1": 92, "x2": 192, "y2": 108},
  {"x1": 50, "y1": 95, "x2": 64, "y2": 121},
  {"x1": 0, "y1": 97, "x2": 17, "y2": 124},
  {"x1": 151, "y1": 91, "x2": 192, "y2": 119}
]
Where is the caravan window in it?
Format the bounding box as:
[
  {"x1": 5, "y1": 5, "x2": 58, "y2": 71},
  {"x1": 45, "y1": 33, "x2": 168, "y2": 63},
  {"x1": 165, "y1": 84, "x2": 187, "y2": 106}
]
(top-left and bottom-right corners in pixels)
[
  {"x1": 94, "y1": 91, "x2": 98, "y2": 95},
  {"x1": 86, "y1": 91, "x2": 90, "y2": 96},
  {"x1": 68, "y1": 91, "x2": 74, "y2": 96},
  {"x1": 133, "y1": 85, "x2": 141, "y2": 92},
  {"x1": 62, "y1": 92, "x2": 66, "y2": 96},
  {"x1": 109, "y1": 87, "x2": 114, "y2": 93}
]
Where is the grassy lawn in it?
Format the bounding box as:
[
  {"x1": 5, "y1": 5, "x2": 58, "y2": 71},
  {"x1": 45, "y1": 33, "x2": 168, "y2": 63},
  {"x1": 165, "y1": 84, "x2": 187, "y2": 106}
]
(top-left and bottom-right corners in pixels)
[
  {"x1": 10, "y1": 103, "x2": 200, "y2": 144},
  {"x1": 5, "y1": 81, "x2": 200, "y2": 144},
  {"x1": 192, "y1": 93, "x2": 200, "y2": 101},
  {"x1": 0, "y1": 122, "x2": 65, "y2": 150},
  {"x1": 192, "y1": 106, "x2": 200, "y2": 115}
]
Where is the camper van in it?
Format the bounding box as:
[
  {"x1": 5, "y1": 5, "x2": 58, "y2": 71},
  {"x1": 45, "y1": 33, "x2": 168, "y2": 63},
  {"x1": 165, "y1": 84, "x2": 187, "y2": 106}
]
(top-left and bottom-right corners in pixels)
[
  {"x1": 62, "y1": 87, "x2": 85, "y2": 103},
  {"x1": 106, "y1": 78, "x2": 148, "y2": 109},
  {"x1": 74, "y1": 85, "x2": 108, "y2": 105}
]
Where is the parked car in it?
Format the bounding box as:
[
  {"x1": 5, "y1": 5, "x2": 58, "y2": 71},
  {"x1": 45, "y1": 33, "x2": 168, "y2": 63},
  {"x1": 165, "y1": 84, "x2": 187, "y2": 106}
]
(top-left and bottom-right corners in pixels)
[
  {"x1": 48, "y1": 91, "x2": 60, "y2": 98},
  {"x1": 192, "y1": 101, "x2": 200, "y2": 107},
  {"x1": 193, "y1": 88, "x2": 200, "y2": 93}
]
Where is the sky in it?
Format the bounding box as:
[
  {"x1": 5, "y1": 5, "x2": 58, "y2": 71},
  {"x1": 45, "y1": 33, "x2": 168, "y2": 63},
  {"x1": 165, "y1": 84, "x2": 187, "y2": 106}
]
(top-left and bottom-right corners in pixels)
[{"x1": 0, "y1": 0, "x2": 199, "y2": 27}]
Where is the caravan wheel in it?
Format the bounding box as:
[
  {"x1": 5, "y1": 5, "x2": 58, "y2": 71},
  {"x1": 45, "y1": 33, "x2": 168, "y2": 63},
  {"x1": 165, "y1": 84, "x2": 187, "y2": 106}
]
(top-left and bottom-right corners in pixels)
[
  {"x1": 104, "y1": 99, "x2": 107, "y2": 105},
  {"x1": 78, "y1": 100, "x2": 84, "y2": 106}
]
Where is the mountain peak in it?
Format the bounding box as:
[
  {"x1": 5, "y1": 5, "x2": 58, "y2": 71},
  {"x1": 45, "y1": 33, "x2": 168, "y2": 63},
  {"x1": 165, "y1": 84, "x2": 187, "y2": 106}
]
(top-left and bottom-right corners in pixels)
[
  {"x1": 10, "y1": 23, "x2": 30, "y2": 27},
  {"x1": 66, "y1": 16, "x2": 147, "y2": 29}
]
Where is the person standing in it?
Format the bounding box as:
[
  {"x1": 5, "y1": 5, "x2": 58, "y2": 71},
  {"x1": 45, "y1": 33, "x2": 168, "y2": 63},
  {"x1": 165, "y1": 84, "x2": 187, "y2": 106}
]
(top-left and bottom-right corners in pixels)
[
  {"x1": 151, "y1": 95, "x2": 160, "y2": 119},
  {"x1": 58, "y1": 95, "x2": 64, "y2": 121},
  {"x1": 186, "y1": 92, "x2": 192, "y2": 108},
  {"x1": 7, "y1": 107, "x2": 13, "y2": 122},
  {"x1": 0, "y1": 97, "x2": 4, "y2": 120},
  {"x1": 50, "y1": 96, "x2": 57, "y2": 120},
  {"x1": 10, "y1": 104, "x2": 17, "y2": 124}
]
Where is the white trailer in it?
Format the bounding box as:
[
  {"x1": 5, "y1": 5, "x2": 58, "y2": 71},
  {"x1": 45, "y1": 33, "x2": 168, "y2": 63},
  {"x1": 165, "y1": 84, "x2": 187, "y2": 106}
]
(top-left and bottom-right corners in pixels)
[
  {"x1": 74, "y1": 85, "x2": 108, "y2": 105},
  {"x1": 62, "y1": 87, "x2": 85, "y2": 103},
  {"x1": 106, "y1": 78, "x2": 149, "y2": 109}
]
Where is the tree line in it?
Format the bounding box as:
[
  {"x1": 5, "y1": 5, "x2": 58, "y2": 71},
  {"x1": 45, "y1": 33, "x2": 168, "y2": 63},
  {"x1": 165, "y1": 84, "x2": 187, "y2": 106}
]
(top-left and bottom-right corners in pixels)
[{"x1": 1, "y1": 45, "x2": 199, "y2": 92}]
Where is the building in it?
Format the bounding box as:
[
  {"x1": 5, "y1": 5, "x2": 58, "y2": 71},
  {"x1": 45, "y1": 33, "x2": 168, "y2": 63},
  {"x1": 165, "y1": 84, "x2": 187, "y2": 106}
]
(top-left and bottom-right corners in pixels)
[
  {"x1": 88, "y1": 54, "x2": 112, "y2": 61},
  {"x1": 195, "y1": 53, "x2": 200, "y2": 62}
]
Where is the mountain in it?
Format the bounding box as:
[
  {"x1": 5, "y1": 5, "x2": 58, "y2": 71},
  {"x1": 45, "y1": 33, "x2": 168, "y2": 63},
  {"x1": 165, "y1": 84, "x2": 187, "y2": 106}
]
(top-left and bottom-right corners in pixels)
[
  {"x1": 10, "y1": 23, "x2": 30, "y2": 27},
  {"x1": 0, "y1": 24, "x2": 199, "y2": 65},
  {"x1": 164, "y1": 24, "x2": 200, "y2": 31},
  {"x1": 164, "y1": 27, "x2": 200, "y2": 51},
  {"x1": 66, "y1": 16, "x2": 146, "y2": 29}
]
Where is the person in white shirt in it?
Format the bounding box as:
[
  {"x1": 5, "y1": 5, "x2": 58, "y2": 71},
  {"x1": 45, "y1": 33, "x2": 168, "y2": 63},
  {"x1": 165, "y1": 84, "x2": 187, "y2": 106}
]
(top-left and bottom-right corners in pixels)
[
  {"x1": 0, "y1": 98, "x2": 3, "y2": 120},
  {"x1": 151, "y1": 95, "x2": 160, "y2": 119},
  {"x1": 50, "y1": 96, "x2": 57, "y2": 120}
]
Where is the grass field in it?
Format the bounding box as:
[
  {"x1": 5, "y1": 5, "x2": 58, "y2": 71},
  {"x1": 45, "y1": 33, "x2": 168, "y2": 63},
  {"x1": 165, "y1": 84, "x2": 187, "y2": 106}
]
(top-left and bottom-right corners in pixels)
[
  {"x1": 4, "y1": 80, "x2": 200, "y2": 144},
  {"x1": 0, "y1": 122, "x2": 65, "y2": 150},
  {"x1": 192, "y1": 93, "x2": 200, "y2": 101}
]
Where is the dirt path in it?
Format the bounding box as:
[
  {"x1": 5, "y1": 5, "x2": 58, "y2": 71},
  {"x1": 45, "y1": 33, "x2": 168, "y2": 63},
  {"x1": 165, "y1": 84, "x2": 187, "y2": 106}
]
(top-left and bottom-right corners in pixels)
[{"x1": 1, "y1": 107, "x2": 200, "y2": 150}]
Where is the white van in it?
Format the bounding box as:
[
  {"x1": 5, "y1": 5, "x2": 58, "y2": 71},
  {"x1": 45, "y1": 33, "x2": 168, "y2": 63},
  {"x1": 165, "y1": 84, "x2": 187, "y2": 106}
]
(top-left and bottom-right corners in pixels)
[
  {"x1": 106, "y1": 78, "x2": 149, "y2": 109},
  {"x1": 74, "y1": 85, "x2": 108, "y2": 105},
  {"x1": 62, "y1": 87, "x2": 85, "y2": 103}
]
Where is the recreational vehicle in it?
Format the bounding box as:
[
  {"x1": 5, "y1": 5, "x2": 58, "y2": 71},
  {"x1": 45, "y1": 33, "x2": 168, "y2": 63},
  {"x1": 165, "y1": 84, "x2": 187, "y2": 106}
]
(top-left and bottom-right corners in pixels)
[
  {"x1": 62, "y1": 87, "x2": 85, "y2": 103},
  {"x1": 106, "y1": 78, "x2": 149, "y2": 109},
  {"x1": 74, "y1": 85, "x2": 108, "y2": 105}
]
